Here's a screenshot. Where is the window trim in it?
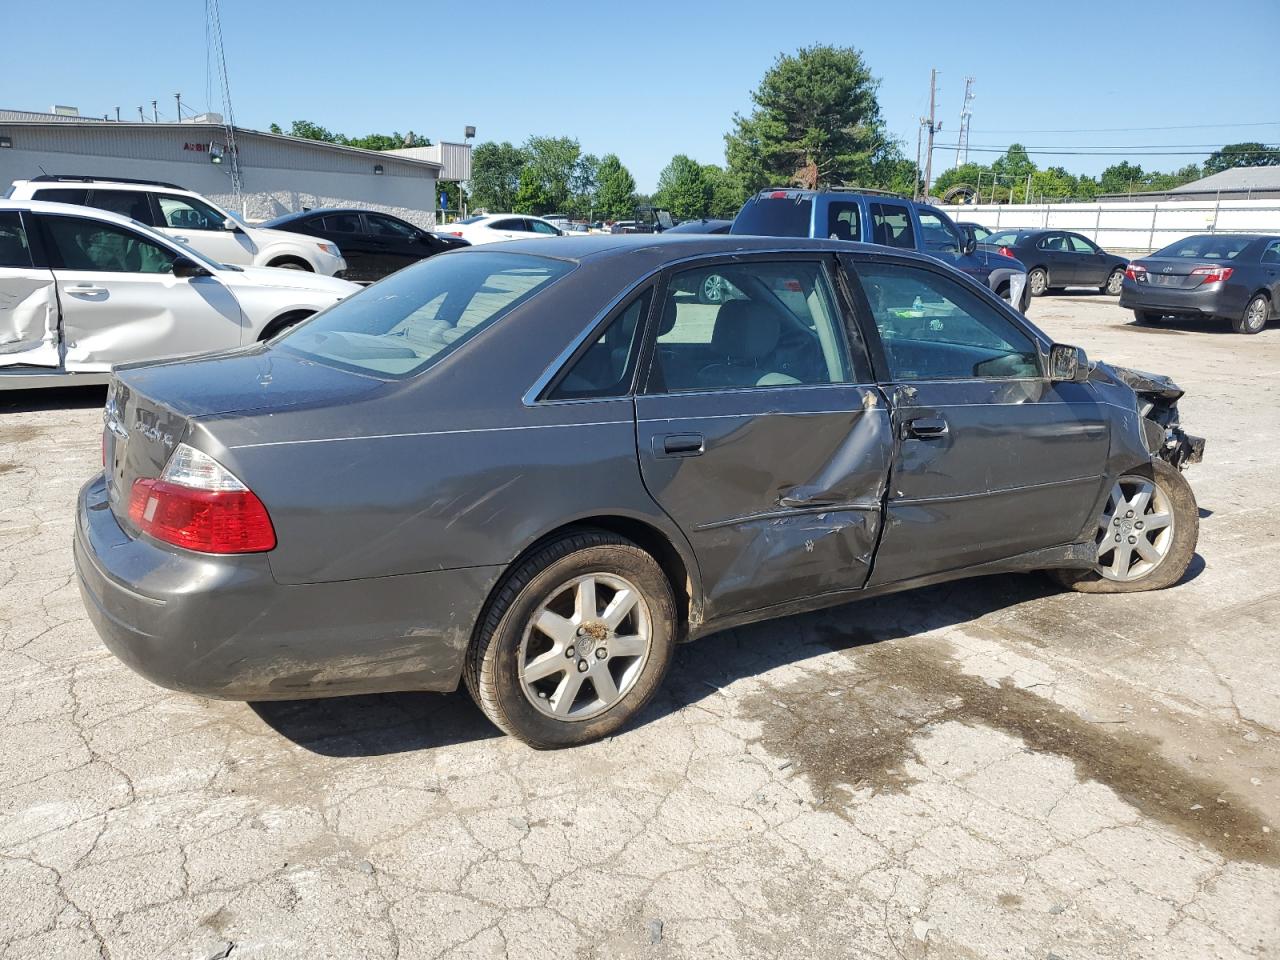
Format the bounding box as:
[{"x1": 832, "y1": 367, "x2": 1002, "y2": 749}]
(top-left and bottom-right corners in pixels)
[{"x1": 840, "y1": 252, "x2": 1049, "y2": 385}]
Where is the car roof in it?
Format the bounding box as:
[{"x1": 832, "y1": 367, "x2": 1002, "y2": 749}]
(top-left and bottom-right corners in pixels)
[
  {"x1": 0, "y1": 196, "x2": 153, "y2": 227},
  {"x1": 16, "y1": 177, "x2": 197, "y2": 196},
  {"x1": 477, "y1": 232, "x2": 936, "y2": 266},
  {"x1": 263, "y1": 207, "x2": 364, "y2": 225}
]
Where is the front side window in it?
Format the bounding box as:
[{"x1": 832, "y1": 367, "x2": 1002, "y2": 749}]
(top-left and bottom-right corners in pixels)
[
  {"x1": 323, "y1": 213, "x2": 361, "y2": 233},
  {"x1": 548, "y1": 289, "x2": 652, "y2": 400},
  {"x1": 1067, "y1": 235, "x2": 1098, "y2": 254},
  {"x1": 855, "y1": 262, "x2": 1040, "y2": 381},
  {"x1": 42, "y1": 216, "x2": 177, "y2": 274},
  {"x1": 155, "y1": 193, "x2": 228, "y2": 231},
  {"x1": 917, "y1": 207, "x2": 961, "y2": 254},
  {"x1": 279, "y1": 252, "x2": 573, "y2": 377},
  {"x1": 827, "y1": 202, "x2": 861, "y2": 242},
  {"x1": 87, "y1": 190, "x2": 152, "y2": 225},
  {"x1": 649, "y1": 260, "x2": 858, "y2": 392},
  {"x1": 529, "y1": 220, "x2": 560, "y2": 236},
  {"x1": 492, "y1": 218, "x2": 526, "y2": 232},
  {"x1": 0, "y1": 212, "x2": 33, "y2": 268},
  {"x1": 870, "y1": 203, "x2": 915, "y2": 249},
  {"x1": 367, "y1": 214, "x2": 417, "y2": 239}
]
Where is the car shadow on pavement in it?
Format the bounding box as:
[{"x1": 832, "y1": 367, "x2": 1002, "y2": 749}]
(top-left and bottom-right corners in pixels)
[
  {"x1": 0, "y1": 385, "x2": 108, "y2": 413},
  {"x1": 1122, "y1": 316, "x2": 1261, "y2": 336}
]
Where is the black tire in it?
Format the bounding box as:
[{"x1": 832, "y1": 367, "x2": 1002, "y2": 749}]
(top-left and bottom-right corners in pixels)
[
  {"x1": 464, "y1": 530, "x2": 677, "y2": 748},
  {"x1": 268, "y1": 258, "x2": 312, "y2": 272},
  {"x1": 1134, "y1": 310, "x2": 1163, "y2": 324},
  {"x1": 1102, "y1": 269, "x2": 1125, "y2": 296},
  {"x1": 258, "y1": 311, "x2": 313, "y2": 341},
  {"x1": 1232, "y1": 293, "x2": 1270, "y2": 334},
  {"x1": 1051, "y1": 460, "x2": 1198, "y2": 594},
  {"x1": 1028, "y1": 267, "x2": 1049, "y2": 297},
  {"x1": 1046, "y1": 286, "x2": 1066, "y2": 295}
]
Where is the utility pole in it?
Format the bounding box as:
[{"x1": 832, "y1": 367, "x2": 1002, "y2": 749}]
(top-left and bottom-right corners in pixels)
[
  {"x1": 113, "y1": 106, "x2": 121, "y2": 122},
  {"x1": 175, "y1": 93, "x2": 182, "y2": 120},
  {"x1": 956, "y1": 76, "x2": 975, "y2": 167},
  {"x1": 151, "y1": 100, "x2": 159, "y2": 123},
  {"x1": 913, "y1": 121, "x2": 924, "y2": 200},
  {"x1": 138, "y1": 105, "x2": 145, "y2": 122},
  {"x1": 922, "y1": 69, "x2": 942, "y2": 201}
]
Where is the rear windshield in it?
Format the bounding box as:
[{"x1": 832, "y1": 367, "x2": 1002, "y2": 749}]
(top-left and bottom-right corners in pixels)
[
  {"x1": 278, "y1": 252, "x2": 573, "y2": 377},
  {"x1": 731, "y1": 195, "x2": 813, "y2": 238},
  {"x1": 986, "y1": 231, "x2": 1020, "y2": 247},
  {"x1": 1153, "y1": 235, "x2": 1252, "y2": 260}
]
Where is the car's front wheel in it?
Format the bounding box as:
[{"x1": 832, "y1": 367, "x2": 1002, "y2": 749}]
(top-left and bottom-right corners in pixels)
[
  {"x1": 1053, "y1": 460, "x2": 1198, "y2": 593},
  {"x1": 465, "y1": 530, "x2": 676, "y2": 748}
]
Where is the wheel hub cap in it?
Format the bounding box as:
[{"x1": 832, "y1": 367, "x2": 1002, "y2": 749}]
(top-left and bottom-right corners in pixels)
[
  {"x1": 1093, "y1": 476, "x2": 1174, "y2": 582},
  {"x1": 518, "y1": 573, "x2": 652, "y2": 722}
]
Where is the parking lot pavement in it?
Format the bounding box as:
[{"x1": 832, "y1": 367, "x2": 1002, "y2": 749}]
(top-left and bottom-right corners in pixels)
[{"x1": 1, "y1": 296, "x2": 1277, "y2": 960}]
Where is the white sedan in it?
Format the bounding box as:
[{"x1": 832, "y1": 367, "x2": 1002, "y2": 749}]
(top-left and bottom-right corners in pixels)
[
  {"x1": 0, "y1": 199, "x2": 359, "y2": 389},
  {"x1": 436, "y1": 214, "x2": 565, "y2": 245}
]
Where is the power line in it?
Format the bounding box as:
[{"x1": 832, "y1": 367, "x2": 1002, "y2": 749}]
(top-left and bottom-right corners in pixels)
[
  {"x1": 937, "y1": 144, "x2": 1280, "y2": 157},
  {"x1": 968, "y1": 120, "x2": 1280, "y2": 134}
]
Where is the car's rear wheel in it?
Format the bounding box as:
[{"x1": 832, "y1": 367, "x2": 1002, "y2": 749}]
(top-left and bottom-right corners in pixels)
[
  {"x1": 1103, "y1": 269, "x2": 1125, "y2": 295},
  {"x1": 1232, "y1": 294, "x2": 1270, "y2": 334},
  {"x1": 1052, "y1": 461, "x2": 1197, "y2": 593},
  {"x1": 1028, "y1": 268, "x2": 1049, "y2": 297},
  {"x1": 1134, "y1": 309, "x2": 1163, "y2": 324},
  {"x1": 465, "y1": 530, "x2": 676, "y2": 748}
]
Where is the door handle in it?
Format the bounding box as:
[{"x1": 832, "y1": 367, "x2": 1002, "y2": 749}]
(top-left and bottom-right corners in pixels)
[
  {"x1": 65, "y1": 284, "x2": 107, "y2": 295},
  {"x1": 655, "y1": 433, "x2": 704, "y2": 457},
  {"x1": 173, "y1": 235, "x2": 190, "y2": 242},
  {"x1": 903, "y1": 416, "x2": 948, "y2": 439}
]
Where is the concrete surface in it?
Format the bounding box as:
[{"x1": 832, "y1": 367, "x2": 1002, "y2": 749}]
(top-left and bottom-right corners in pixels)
[{"x1": 1, "y1": 294, "x2": 1277, "y2": 960}]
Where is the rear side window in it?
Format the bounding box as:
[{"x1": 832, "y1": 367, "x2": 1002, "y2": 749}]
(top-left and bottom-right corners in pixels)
[
  {"x1": 730, "y1": 195, "x2": 814, "y2": 238},
  {"x1": 279, "y1": 252, "x2": 573, "y2": 378},
  {"x1": 1262, "y1": 241, "x2": 1280, "y2": 264},
  {"x1": 869, "y1": 203, "x2": 915, "y2": 249},
  {"x1": 87, "y1": 189, "x2": 153, "y2": 225},
  {"x1": 547, "y1": 289, "x2": 652, "y2": 400},
  {"x1": 323, "y1": 213, "x2": 361, "y2": 233},
  {"x1": 826, "y1": 202, "x2": 861, "y2": 242},
  {"x1": 33, "y1": 188, "x2": 89, "y2": 205},
  {"x1": 0, "y1": 212, "x2": 33, "y2": 268}
]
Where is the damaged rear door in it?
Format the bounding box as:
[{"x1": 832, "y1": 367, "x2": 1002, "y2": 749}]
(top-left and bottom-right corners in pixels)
[
  {"x1": 0, "y1": 210, "x2": 60, "y2": 368},
  {"x1": 635, "y1": 255, "x2": 891, "y2": 621}
]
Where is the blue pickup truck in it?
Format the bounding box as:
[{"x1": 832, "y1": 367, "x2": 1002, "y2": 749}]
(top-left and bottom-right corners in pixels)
[{"x1": 731, "y1": 188, "x2": 1030, "y2": 312}]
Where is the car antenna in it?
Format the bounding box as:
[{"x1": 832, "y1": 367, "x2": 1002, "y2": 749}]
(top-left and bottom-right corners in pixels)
[{"x1": 37, "y1": 164, "x2": 49, "y2": 177}]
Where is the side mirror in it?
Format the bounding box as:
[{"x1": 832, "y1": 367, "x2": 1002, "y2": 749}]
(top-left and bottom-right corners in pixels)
[
  {"x1": 223, "y1": 217, "x2": 242, "y2": 232},
  {"x1": 1049, "y1": 343, "x2": 1089, "y2": 382},
  {"x1": 959, "y1": 225, "x2": 977, "y2": 255},
  {"x1": 172, "y1": 256, "x2": 212, "y2": 279}
]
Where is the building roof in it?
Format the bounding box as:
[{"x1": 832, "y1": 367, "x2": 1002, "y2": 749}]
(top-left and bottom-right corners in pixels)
[
  {"x1": 0, "y1": 117, "x2": 443, "y2": 172},
  {"x1": 1171, "y1": 165, "x2": 1280, "y2": 193}
]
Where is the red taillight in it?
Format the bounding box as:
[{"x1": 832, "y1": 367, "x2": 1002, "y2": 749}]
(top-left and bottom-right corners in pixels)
[
  {"x1": 769, "y1": 191, "x2": 788, "y2": 199},
  {"x1": 1125, "y1": 264, "x2": 1147, "y2": 281},
  {"x1": 1190, "y1": 265, "x2": 1233, "y2": 284},
  {"x1": 448, "y1": 231, "x2": 464, "y2": 237},
  {"x1": 128, "y1": 478, "x2": 275, "y2": 553},
  {"x1": 998, "y1": 246, "x2": 1015, "y2": 258}
]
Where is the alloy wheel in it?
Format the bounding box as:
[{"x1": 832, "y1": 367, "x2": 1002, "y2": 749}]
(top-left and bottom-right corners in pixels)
[
  {"x1": 518, "y1": 573, "x2": 652, "y2": 721},
  {"x1": 1246, "y1": 297, "x2": 1268, "y2": 331},
  {"x1": 1106, "y1": 270, "x2": 1124, "y2": 295},
  {"x1": 1094, "y1": 476, "x2": 1175, "y2": 582},
  {"x1": 1029, "y1": 270, "x2": 1047, "y2": 295}
]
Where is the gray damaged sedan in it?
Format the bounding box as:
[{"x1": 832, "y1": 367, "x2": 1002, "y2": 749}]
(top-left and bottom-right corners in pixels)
[{"x1": 76, "y1": 236, "x2": 1205, "y2": 747}]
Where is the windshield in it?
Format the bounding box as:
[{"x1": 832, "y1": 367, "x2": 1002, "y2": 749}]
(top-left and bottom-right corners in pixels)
[
  {"x1": 1153, "y1": 235, "x2": 1253, "y2": 260},
  {"x1": 278, "y1": 252, "x2": 573, "y2": 377},
  {"x1": 730, "y1": 195, "x2": 814, "y2": 238}
]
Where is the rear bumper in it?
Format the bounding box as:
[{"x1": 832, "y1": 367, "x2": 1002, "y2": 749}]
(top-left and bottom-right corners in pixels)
[
  {"x1": 1120, "y1": 279, "x2": 1244, "y2": 318},
  {"x1": 74, "y1": 474, "x2": 502, "y2": 700}
]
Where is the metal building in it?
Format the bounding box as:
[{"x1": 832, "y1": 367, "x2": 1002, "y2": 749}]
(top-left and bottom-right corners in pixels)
[{"x1": 0, "y1": 115, "x2": 447, "y2": 227}]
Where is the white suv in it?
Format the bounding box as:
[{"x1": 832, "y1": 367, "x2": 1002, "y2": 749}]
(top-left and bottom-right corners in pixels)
[{"x1": 5, "y1": 176, "x2": 347, "y2": 276}]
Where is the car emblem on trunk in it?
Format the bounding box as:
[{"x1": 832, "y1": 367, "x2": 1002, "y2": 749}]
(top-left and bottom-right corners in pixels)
[
  {"x1": 1163, "y1": 267, "x2": 1173, "y2": 273},
  {"x1": 133, "y1": 414, "x2": 175, "y2": 449}
]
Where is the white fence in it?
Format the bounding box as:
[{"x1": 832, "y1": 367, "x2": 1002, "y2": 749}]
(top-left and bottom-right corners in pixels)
[{"x1": 941, "y1": 198, "x2": 1280, "y2": 253}]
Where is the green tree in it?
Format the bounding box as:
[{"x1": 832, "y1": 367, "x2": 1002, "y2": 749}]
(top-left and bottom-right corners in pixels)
[
  {"x1": 700, "y1": 164, "x2": 747, "y2": 219},
  {"x1": 724, "y1": 44, "x2": 884, "y2": 190},
  {"x1": 568, "y1": 153, "x2": 600, "y2": 220},
  {"x1": 1099, "y1": 161, "x2": 1146, "y2": 195},
  {"x1": 268, "y1": 119, "x2": 427, "y2": 150},
  {"x1": 596, "y1": 154, "x2": 637, "y2": 221},
  {"x1": 990, "y1": 143, "x2": 1037, "y2": 199},
  {"x1": 514, "y1": 167, "x2": 554, "y2": 215},
  {"x1": 469, "y1": 141, "x2": 527, "y2": 212},
  {"x1": 655, "y1": 155, "x2": 712, "y2": 220},
  {"x1": 1203, "y1": 142, "x2": 1280, "y2": 175},
  {"x1": 521, "y1": 136, "x2": 582, "y2": 213},
  {"x1": 1146, "y1": 163, "x2": 1203, "y2": 192}
]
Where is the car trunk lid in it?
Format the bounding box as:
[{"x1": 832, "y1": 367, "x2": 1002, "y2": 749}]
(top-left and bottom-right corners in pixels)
[{"x1": 1134, "y1": 258, "x2": 1220, "y2": 290}]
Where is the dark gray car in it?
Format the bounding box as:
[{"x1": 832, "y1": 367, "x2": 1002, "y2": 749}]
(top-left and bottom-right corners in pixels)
[
  {"x1": 983, "y1": 229, "x2": 1130, "y2": 297},
  {"x1": 76, "y1": 236, "x2": 1204, "y2": 748},
  {"x1": 1120, "y1": 233, "x2": 1280, "y2": 334}
]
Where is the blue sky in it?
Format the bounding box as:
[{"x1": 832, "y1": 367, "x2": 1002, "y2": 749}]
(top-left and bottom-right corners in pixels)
[{"x1": 6, "y1": 0, "x2": 1278, "y2": 191}]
